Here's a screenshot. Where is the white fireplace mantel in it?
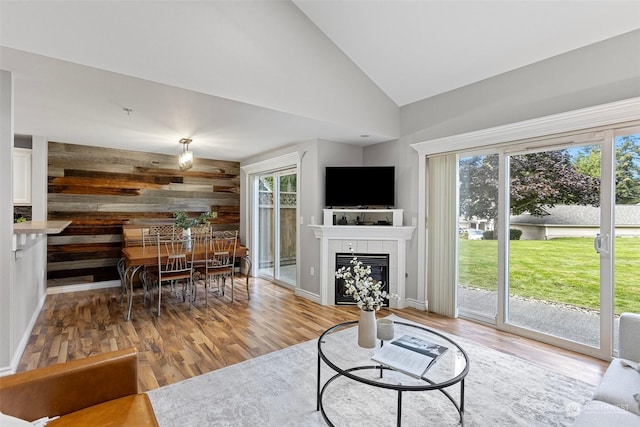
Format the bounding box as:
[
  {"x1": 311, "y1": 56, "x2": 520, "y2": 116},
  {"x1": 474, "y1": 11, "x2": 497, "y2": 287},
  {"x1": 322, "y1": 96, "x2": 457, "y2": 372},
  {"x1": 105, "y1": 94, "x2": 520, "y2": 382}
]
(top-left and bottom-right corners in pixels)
[
  {"x1": 310, "y1": 225, "x2": 415, "y2": 241},
  {"x1": 309, "y1": 224, "x2": 415, "y2": 308}
]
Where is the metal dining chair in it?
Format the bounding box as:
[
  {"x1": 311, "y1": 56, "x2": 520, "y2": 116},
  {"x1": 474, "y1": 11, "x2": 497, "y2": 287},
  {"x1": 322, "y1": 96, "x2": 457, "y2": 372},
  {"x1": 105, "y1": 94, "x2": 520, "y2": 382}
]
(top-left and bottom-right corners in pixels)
[
  {"x1": 196, "y1": 230, "x2": 239, "y2": 304},
  {"x1": 147, "y1": 234, "x2": 195, "y2": 316},
  {"x1": 141, "y1": 225, "x2": 183, "y2": 305}
]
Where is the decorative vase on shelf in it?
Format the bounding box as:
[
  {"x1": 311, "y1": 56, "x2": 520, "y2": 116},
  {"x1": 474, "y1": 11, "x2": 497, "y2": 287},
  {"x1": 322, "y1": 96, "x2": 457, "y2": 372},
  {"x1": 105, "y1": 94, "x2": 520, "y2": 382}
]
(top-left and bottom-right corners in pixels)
[{"x1": 358, "y1": 309, "x2": 377, "y2": 348}]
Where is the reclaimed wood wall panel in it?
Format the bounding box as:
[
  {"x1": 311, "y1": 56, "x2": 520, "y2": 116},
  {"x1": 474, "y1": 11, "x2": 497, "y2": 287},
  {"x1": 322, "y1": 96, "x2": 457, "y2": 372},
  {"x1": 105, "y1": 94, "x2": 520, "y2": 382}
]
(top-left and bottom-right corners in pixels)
[{"x1": 47, "y1": 141, "x2": 240, "y2": 288}]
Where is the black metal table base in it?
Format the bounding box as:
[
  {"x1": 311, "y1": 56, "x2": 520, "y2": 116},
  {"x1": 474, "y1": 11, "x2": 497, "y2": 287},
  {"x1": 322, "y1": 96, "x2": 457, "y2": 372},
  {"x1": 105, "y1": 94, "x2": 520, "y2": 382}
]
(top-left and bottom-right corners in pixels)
[
  {"x1": 317, "y1": 358, "x2": 465, "y2": 426},
  {"x1": 316, "y1": 321, "x2": 468, "y2": 426}
]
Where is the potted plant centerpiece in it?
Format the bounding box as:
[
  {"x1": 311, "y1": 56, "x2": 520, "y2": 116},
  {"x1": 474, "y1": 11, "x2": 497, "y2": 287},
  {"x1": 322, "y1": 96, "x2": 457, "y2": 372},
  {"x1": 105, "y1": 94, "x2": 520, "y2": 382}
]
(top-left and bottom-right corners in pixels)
[
  {"x1": 173, "y1": 211, "x2": 216, "y2": 246},
  {"x1": 335, "y1": 244, "x2": 390, "y2": 348},
  {"x1": 173, "y1": 211, "x2": 216, "y2": 229}
]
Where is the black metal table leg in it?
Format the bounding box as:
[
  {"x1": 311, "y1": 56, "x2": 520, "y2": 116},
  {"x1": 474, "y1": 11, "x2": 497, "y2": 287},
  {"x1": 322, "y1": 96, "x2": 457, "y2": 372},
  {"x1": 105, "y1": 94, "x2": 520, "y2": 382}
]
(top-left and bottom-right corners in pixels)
[
  {"x1": 379, "y1": 340, "x2": 384, "y2": 378},
  {"x1": 460, "y1": 378, "x2": 465, "y2": 425},
  {"x1": 317, "y1": 352, "x2": 321, "y2": 411},
  {"x1": 397, "y1": 390, "x2": 403, "y2": 426}
]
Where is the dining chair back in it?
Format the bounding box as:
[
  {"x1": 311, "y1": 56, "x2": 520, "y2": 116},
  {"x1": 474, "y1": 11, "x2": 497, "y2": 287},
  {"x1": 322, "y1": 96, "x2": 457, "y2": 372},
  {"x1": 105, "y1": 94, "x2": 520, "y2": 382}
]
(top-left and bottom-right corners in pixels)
[
  {"x1": 143, "y1": 225, "x2": 178, "y2": 247},
  {"x1": 155, "y1": 234, "x2": 194, "y2": 316},
  {"x1": 196, "y1": 230, "x2": 238, "y2": 304},
  {"x1": 189, "y1": 225, "x2": 211, "y2": 255},
  {"x1": 189, "y1": 225, "x2": 210, "y2": 298}
]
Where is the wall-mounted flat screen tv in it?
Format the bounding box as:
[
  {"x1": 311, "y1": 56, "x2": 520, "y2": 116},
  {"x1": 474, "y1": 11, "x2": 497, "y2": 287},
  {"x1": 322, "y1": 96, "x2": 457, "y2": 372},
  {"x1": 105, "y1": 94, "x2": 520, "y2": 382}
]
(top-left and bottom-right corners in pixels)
[{"x1": 325, "y1": 166, "x2": 395, "y2": 208}]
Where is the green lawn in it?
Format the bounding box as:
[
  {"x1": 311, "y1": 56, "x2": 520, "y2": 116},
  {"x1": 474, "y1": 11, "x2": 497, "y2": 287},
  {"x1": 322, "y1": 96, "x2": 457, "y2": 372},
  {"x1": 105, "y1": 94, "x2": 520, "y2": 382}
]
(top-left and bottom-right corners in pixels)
[{"x1": 458, "y1": 237, "x2": 640, "y2": 314}]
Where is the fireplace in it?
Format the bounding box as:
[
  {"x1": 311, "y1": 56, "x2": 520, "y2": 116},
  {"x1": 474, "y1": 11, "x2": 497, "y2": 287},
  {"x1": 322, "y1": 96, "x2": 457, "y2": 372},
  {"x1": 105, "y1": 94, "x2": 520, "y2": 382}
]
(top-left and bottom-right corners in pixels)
[{"x1": 335, "y1": 253, "x2": 390, "y2": 306}]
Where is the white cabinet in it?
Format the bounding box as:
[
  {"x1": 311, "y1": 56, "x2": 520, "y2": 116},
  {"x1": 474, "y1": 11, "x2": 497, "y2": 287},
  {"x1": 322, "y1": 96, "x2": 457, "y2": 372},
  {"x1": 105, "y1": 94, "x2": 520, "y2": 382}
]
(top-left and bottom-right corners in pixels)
[{"x1": 13, "y1": 148, "x2": 32, "y2": 205}]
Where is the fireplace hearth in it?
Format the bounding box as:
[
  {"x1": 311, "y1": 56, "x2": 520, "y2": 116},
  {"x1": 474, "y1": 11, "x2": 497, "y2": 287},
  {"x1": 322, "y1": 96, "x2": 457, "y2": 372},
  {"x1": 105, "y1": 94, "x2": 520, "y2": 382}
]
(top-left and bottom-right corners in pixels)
[{"x1": 335, "y1": 253, "x2": 390, "y2": 306}]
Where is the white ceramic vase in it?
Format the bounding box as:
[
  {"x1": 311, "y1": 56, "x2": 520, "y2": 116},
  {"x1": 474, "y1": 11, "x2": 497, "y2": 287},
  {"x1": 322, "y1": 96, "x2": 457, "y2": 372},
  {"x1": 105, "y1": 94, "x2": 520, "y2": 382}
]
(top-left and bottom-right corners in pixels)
[
  {"x1": 358, "y1": 309, "x2": 377, "y2": 348},
  {"x1": 183, "y1": 227, "x2": 192, "y2": 250}
]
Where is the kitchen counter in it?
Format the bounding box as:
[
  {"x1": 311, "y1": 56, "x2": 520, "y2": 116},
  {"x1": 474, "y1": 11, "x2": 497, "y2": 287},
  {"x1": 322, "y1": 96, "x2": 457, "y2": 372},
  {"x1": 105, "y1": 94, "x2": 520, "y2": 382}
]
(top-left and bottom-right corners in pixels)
[{"x1": 13, "y1": 220, "x2": 71, "y2": 234}]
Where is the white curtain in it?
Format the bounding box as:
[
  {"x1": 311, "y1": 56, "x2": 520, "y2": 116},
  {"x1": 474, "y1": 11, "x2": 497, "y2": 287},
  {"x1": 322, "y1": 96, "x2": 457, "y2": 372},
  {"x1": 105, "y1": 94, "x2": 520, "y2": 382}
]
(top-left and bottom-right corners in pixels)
[{"x1": 426, "y1": 154, "x2": 458, "y2": 317}]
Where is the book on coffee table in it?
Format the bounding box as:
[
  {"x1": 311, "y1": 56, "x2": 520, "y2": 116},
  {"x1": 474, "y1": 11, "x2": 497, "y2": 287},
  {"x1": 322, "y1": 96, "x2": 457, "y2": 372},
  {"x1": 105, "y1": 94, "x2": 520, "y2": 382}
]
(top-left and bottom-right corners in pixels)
[{"x1": 371, "y1": 334, "x2": 448, "y2": 379}]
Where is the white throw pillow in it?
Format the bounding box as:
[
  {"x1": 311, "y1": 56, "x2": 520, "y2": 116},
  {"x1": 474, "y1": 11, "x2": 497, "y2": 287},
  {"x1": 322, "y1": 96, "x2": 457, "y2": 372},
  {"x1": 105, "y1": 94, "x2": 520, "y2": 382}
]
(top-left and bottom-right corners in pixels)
[{"x1": 0, "y1": 411, "x2": 32, "y2": 427}]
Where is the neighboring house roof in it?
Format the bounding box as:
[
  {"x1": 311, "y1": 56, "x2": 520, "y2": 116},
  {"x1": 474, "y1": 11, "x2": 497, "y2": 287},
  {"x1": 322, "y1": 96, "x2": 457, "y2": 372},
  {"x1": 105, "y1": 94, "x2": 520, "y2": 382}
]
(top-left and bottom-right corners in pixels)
[{"x1": 510, "y1": 204, "x2": 640, "y2": 226}]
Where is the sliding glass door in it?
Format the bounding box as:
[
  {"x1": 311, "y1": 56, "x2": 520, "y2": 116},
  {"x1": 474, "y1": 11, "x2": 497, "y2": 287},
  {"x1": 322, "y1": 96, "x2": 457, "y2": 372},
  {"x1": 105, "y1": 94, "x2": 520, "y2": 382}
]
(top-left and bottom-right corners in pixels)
[
  {"x1": 256, "y1": 169, "x2": 297, "y2": 286},
  {"x1": 456, "y1": 131, "x2": 626, "y2": 358},
  {"x1": 503, "y1": 141, "x2": 607, "y2": 352}
]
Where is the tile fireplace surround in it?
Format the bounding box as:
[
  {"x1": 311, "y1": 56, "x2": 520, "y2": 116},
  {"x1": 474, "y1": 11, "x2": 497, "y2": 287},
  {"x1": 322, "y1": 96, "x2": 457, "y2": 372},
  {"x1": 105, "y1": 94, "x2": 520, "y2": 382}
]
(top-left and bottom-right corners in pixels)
[{"x1": 310, "y1": 210, "x2": 415, "y2": 308}]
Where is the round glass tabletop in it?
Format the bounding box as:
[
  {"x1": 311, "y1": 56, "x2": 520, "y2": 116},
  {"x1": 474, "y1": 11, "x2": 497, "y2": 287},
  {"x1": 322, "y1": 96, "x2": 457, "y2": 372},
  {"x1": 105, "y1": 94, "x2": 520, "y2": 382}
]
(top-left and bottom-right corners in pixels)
[{"x1": 316, "y1": 319, "x2": 470, "y2": 426}]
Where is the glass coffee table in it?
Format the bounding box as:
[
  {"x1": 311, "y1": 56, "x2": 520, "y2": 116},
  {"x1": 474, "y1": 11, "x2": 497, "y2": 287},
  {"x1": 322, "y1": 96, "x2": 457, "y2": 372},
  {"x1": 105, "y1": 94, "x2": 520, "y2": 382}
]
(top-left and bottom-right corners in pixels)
[{"x1": 317, "y1": 320, "x2": 469, "y2": 426}]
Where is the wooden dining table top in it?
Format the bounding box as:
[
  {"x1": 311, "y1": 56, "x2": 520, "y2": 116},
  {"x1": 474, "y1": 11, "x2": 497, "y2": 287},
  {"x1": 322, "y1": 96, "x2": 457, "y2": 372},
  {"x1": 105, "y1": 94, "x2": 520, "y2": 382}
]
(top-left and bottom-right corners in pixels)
[{"x1": 122, "y1": 244, "x2": 249, "y2": 267}]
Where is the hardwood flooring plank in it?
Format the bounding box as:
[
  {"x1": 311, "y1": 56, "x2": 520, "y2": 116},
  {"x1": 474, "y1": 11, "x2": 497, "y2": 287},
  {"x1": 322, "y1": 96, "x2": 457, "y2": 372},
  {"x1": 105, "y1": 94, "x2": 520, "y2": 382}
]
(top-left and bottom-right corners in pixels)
[{"x1": 17, "y1": 276, "x2": 608, "y2": 392}]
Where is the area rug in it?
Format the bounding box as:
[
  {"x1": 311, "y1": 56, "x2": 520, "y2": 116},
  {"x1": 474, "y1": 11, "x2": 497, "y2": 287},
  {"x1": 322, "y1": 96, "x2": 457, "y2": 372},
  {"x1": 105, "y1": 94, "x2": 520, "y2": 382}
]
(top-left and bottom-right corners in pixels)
[{"x1": 147, "y1": 314, "x2": 594, "y2": 426}]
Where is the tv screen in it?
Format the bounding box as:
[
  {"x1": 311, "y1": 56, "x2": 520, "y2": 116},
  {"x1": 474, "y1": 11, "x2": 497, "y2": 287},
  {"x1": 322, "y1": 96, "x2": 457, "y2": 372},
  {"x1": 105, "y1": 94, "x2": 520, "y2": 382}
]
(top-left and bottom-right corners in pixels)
[{"x1": 325, "y1": 166, "x2": 395, "y2": 208}]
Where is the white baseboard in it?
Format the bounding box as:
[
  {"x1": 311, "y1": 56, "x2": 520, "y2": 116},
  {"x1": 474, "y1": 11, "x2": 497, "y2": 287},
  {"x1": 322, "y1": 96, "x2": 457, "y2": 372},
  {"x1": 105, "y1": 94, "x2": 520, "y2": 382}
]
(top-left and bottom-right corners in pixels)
[
  {"x1": 0, "y1": 291, "x2": 47, "y2": 376},
  {"x1": 47, "y1": 280, "x2": 121, "y2": 295},
  {"x1": 404, "y1": 298, "x2": 427, "y2": 311},
  {"x1": 295, "y1": 288, "x2": 320, "y2": 304}
]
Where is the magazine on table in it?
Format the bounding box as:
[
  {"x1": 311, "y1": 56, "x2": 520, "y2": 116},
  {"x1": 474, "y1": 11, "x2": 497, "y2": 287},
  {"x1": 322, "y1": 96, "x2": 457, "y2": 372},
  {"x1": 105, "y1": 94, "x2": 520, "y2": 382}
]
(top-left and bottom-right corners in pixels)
[{"x1": 371, "y1": 334, "x2": 448, "y2": 379}]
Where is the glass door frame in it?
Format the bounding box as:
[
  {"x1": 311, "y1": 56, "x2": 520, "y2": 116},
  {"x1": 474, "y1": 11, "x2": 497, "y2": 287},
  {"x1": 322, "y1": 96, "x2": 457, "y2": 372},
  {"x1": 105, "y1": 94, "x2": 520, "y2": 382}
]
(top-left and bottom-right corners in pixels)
[
  {"x1": 456, "y1": 147, "x2": 501, "y2": 325},
  {"x1": 495, "y1": 131, "x2": 616, "y2": 360},
  {"x1": 612, "y1": 125, "x2": 640, "y2": 353},
  {"x1": 255, "y1": 168, "x2": 297, "y2": 285},
  {"x1": 243, "y1": 151, "x2": 302, "y2": 291},
  {"x1": 256, "y1": 171, "x2": 277, "y2": 282}
]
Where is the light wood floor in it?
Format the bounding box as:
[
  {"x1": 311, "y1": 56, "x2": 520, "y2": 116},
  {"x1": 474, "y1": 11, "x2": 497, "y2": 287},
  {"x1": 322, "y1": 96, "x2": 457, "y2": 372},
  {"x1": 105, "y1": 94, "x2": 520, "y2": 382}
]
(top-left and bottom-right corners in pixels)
[{"x1": 18, "y1": 276, "x2": 608, "y2": 391}]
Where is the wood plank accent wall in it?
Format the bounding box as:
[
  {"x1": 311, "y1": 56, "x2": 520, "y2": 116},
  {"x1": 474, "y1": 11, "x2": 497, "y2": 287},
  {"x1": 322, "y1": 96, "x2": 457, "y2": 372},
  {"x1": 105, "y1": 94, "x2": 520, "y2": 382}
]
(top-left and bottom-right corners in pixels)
[{"x1": 47, "y1": 141, "x2": 240, "y2": 287}]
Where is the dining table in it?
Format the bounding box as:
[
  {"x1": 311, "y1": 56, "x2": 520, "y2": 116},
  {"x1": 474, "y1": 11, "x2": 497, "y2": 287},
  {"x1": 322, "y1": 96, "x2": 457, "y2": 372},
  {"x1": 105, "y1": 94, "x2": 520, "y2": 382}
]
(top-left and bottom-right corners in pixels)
[{"x1": 121, "y1": 243, "x2": 250, "y2": 321}]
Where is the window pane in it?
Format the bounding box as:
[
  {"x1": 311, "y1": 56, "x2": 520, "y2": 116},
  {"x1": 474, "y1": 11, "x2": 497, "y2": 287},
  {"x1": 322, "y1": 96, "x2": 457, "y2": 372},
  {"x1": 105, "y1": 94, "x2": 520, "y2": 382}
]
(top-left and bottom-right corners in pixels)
[
  {"x1": 614, "y1": 134, "x2": 640, "y2": 350},
  {"x1": 457, "y1": 154, "x2": 499, "y2": 321}
]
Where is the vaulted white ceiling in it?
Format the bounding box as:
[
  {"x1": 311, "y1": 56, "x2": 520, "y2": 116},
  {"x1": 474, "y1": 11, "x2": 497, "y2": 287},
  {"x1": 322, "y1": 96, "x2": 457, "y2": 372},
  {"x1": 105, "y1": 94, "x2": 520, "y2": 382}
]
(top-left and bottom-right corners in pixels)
[
  {"x1": 1, "y1": 1, "x2": 639, "y2": 161},
  {"x1": 294, "y1": 0, "x2": 640, "y2": 106}
]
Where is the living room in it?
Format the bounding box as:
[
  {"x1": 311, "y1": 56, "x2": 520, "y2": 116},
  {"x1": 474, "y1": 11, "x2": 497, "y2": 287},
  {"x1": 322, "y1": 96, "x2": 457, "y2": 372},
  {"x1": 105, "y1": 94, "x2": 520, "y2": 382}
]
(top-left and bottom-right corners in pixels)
[{"x1": 2, "y1": 1, "x2": 640, "y2": 425}]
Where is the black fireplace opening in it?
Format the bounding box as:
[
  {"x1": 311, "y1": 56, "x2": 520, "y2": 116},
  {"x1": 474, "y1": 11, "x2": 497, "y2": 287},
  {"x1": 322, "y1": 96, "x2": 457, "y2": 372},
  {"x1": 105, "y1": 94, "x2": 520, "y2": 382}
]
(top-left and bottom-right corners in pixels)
[{"x1": 335, "y1": 253, "x2": 390, "y2": 306}]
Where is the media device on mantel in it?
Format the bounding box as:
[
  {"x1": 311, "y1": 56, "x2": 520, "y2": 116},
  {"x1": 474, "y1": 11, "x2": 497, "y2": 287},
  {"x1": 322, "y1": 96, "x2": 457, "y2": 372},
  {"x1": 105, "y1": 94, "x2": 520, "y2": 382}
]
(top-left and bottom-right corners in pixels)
[{"x1": 325, "y1": 166, "x2": 395, "y2": 208}]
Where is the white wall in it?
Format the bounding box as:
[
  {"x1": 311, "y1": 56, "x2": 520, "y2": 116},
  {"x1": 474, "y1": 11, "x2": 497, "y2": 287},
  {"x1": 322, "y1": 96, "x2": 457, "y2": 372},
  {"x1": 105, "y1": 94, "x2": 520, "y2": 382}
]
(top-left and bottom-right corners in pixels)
[
  {"x1": 361, "y1": 139, "x2": 420, "y2": 302},
  {"x1": 361, "y1": 139, "x2": 420, "y2": 301},
  {"x1": 0, "y1": 70, "x2": 48, "y2": 374},
  {"x1": 392, "y1": 29, "x2": 640, "y2": 308},
  {"x1": 363, "y1": 139, "x2": 398, "y2": 168},
  {"x1": 0, "y1": 70, "x2": 14, "y2": 370},
  {"x1": 10, "y1": 232, "x2": 47, "y2": 368},
  {"x1": 401, "y1": 30, "x2": 640, "y2": 144},
  {"x1": 311, "y1": 141, "x2": 364, "y2": 295}
]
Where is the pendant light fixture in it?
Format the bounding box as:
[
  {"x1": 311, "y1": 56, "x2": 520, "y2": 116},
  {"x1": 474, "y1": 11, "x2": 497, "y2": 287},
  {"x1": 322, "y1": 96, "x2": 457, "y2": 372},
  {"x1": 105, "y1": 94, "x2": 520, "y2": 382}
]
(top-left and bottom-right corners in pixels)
[{"x1": 178, "y1": 138, "x2": 193, "y2": 171}]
